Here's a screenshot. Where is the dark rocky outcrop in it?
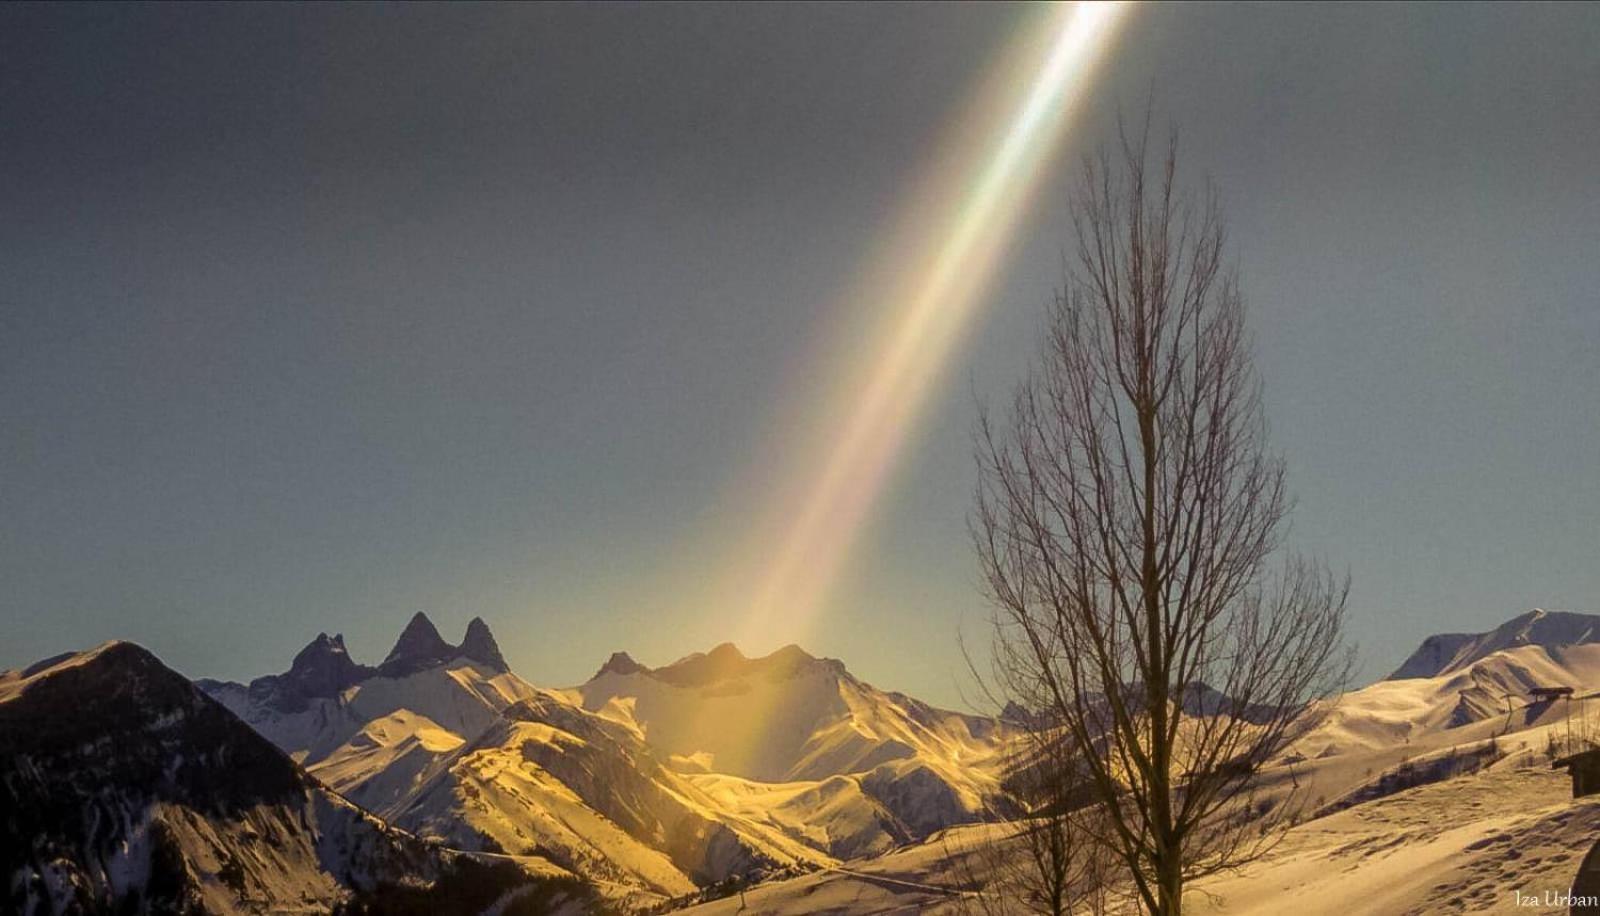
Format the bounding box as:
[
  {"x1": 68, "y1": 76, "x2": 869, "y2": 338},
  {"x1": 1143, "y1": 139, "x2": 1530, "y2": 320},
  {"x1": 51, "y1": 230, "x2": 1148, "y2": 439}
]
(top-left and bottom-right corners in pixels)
[
  {"x1": 379, "y1": 612, "x2": 460, "y2": 678},
  {"x1": 457, "y1": 616, "x2": 509, "y2": 672},
  {"x1": 595, "y1": 651, "x2": 646, "y2": 678},
  {"x1": 244, "y1": 632, "x2": 376, "y2": 712},
  {"x1": 379, "y1": 612, "x2": 512, "y2": 678}
]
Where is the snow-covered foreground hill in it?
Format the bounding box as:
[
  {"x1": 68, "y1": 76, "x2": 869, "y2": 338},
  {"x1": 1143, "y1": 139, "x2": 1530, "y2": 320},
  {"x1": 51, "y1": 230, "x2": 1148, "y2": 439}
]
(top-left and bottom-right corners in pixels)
[
  {"x1": 674, "y1": 767, "x2": 1600, "y2": 915},
  {"x1": 1190, "y1": 766, "x2": 1598, "y2": 915}
]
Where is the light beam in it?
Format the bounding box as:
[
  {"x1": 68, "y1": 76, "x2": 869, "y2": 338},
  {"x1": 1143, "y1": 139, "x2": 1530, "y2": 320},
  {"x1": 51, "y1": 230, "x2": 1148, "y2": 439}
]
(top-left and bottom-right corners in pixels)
[{"x1": 735, "y1": 2, "x2": 1132, "y2": 646}]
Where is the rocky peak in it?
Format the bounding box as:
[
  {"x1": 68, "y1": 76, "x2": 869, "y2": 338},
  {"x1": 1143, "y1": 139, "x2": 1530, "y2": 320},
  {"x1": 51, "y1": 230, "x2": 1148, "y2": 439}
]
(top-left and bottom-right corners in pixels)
[
  {"x1": 595, "y1": 651, "x2": 646, "y2": 678},
  {"x1": 379, "y1": 612, "x2": 456, "y2": 677},
  {"x1": 288, "y1": 632, "x2": 342, "y2": 667},
  {"x1": 458, "y1": 616, "x2": 509, "y2": 672},
  {"x1": 281, "y1": 632, "x2": 372, "y2": 697},
  {"x1": 201, "y1": 614, "x2": 519, "y2": 715},
  {"x1": 232, "y1": 632, "x2": 376, "y2": 713}
]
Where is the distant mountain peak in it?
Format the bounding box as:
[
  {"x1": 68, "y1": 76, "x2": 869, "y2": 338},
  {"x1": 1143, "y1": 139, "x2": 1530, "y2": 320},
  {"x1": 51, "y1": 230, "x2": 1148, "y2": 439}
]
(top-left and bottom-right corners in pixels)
[
  {"x1": 379, "y1": 612, "x2": 455, "y2": 677},
  {"x1": 1390, "y1": 608, "x2": 1600, "y2": 680},
  {"x1": 242, "y1": 630, "x2": 376, "y2": 712},
  {"x1": 707, "y1": 642, "x2": 746, "y2": 661},
  {"x1": 458, "y1": 616, "x2": 509, "y2": 672},
  {"x1": 297, "y1": 632, "x2": 339, "y2": 659},
  {"x1": 589, "y1": 642, "x2": 833, "y2": 688},
  {"x1": 767, "y1": 644, "x2": 815, "y2": 664},
  {"x1": 595, "y1": 651, "x2": 646, "y2": 678},
  {"x1": 289, "y1": 631, "x2": 366, "y2": 676},
  {"x1": 211, "y1": 613, "x2": 515, "y2": 701},
  {"x1": 392, "y1": 611, "x2": 446, "y2": 648}
]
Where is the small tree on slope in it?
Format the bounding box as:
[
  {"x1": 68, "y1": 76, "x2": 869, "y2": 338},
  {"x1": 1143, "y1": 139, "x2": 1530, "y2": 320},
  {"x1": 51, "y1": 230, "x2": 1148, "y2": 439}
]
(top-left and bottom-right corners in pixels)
[{"x1": 972, "y1": 119, "x2": 1351, "y2": 916}]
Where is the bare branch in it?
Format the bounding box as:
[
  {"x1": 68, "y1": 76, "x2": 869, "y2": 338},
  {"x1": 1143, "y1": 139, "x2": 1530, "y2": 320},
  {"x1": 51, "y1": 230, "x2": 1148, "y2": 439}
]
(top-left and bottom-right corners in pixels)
[{"x1": 972, "y1": 116, "x2": 1350, "y2": 916}]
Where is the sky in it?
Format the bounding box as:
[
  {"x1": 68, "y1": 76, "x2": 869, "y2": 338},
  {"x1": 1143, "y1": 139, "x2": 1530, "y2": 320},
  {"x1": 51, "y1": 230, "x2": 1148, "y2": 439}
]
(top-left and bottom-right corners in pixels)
[{"x1": 2, "y1": 2, "x2": 1597, "y2": 707}]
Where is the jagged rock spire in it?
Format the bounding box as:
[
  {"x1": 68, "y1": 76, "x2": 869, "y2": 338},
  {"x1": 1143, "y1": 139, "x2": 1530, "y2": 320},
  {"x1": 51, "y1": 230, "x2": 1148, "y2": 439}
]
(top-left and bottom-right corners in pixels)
[
  {"x1": 379, "y1": 612, "x2": 455, "y2": 677},
  {"x1": 458, "y1": 617, "x2": 509, "y2": 672},
  {"x1": 286, "y1": 632, "x2": 370, "y2": 690},
  {"x1": 246, "y1": 631, "x2": 374, "y2": 712}
]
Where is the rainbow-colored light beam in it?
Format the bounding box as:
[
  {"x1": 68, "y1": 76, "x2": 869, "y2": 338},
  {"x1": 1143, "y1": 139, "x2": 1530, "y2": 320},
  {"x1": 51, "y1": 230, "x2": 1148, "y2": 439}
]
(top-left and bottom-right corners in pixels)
[{"x1": 736, "y1": 2, "x2": 1131, "y2": 646}]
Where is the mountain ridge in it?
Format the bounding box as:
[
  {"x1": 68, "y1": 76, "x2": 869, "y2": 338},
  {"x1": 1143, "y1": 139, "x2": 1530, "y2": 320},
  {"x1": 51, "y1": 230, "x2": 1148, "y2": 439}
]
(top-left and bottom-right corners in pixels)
[
  {"x1": 199, "y1": 624, "x2": 835, "y2": 900},
  {"x1": 591, "y1": 642, "x2": 845, "y2": 688},
  {"x1": 1389, "y1": 608, "x2": 1600, "y2": 680},
  {"x1": 200, "y1": 612, "x2": 513, "y2": 714}
]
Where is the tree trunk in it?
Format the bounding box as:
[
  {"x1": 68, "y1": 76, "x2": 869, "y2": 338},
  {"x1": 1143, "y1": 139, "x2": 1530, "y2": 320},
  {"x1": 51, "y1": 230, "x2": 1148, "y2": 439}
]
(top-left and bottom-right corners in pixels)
[{"x1": 1156, "y1": 851, "x2": 1183, "y2": 916}]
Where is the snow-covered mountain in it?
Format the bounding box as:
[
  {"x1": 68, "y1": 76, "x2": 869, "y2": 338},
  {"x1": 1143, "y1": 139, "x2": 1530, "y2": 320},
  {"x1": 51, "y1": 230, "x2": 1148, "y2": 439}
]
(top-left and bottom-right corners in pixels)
[
  {"x1": 390, "y1": 692, "x2": 825, "y2": 896},
  {"x1": 198, "y1": 618, "x2": 1017, "y2": 900},
  {"x1": 571, "y1": 643, "x2": 1009, "y2": 849},
  {"x1": 1390, "y1": 608, "x2": 1600, "y2": 680},
  {"x1": 1286, "y1": 609, "x2": 1600, "y2": 761},
  {"x1": 201, "y1": 616, "x2": 836, "y2": 902},
  {"x1": 14, "y1": 606, "x2": 1600, "y2": 914},
  {"x1": 199, "y1": 614, "x2": 544, "y2": 812},
  {"x1": 0, "y1": 642, "x2": 588, "y2": 915}
]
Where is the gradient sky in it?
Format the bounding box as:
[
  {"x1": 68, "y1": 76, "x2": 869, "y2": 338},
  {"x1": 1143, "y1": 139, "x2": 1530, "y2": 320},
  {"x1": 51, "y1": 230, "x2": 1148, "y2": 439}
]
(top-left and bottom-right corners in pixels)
[{"x1": 3, "y1": 3, "x2": 1597, "y2": 707}]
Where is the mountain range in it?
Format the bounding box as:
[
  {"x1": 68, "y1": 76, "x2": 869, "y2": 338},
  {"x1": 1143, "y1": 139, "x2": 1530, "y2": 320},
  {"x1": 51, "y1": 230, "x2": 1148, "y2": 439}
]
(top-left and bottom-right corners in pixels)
[
  {"x1": 192, "y1": 613, "x2": 1006, "y2": 905},
  {"x1": 1, "y1": 642, "x2": 589, "y2": 915},
  {"x1": 7, "y1": 607, "x2": 1600, "y2": 914}
]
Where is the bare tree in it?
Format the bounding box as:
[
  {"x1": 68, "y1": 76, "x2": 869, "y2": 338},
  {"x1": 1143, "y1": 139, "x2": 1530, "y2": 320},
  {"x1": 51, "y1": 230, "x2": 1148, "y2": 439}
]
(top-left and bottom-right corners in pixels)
[{"x1": 972, "y1": 120, "x2": 1351, "y2": 916}]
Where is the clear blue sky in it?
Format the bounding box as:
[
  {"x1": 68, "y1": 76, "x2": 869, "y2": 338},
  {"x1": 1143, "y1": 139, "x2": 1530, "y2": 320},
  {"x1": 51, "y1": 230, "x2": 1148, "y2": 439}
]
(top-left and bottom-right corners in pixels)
[{"x1": 3, "y1": 3, "x2": 1597, "y2": 706}]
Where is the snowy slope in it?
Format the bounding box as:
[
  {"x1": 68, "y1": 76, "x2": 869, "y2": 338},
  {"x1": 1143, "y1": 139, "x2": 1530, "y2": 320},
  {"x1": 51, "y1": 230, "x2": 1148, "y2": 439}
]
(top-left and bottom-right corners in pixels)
[
  {"x1": 201, "y1": 615, "x2": 548, "y2": 815},
  {"x1": 675, "y1": 766, "x2": 1600, "y2": 916},
  {"x1": 392, "y1": 693, "x2": 830, "y2": 897},
  {"x1": 1190, "y1": 766, "x2": 1598, "y2": 915},
  {"x1": 202, "y1": 616, "x2": 839, "y2": 901},
  {"x1": 673, "y1": 608, "x2": 1600, "y2": 915},
  {"x1": 0, "y1": 642, "x2": 590, "y2": 915},
  {"x1": 1291, "y1": 616, "x2": 1600, "y2": 761},
  {"x1": 683, "y1": 771, "x2": 909, "y2": 860},
  {"x1": 569, "y1": 643, "x2": 1008, "y2": 846},
  {"x1": 1391, "y1": 608, "x2": 1600, "y2": 680},
  {"x1": 674, "y1": 714, "x2": 1600, "y2": 915}
]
